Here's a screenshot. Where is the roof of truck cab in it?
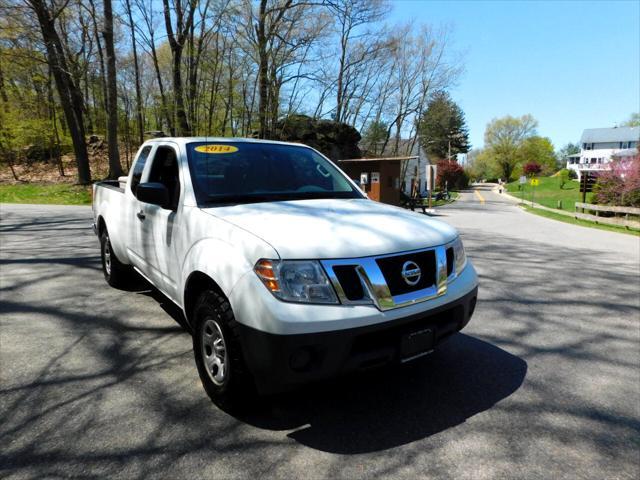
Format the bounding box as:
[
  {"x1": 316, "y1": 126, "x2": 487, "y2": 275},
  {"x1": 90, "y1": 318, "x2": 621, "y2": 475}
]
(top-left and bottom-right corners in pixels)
[{"x1": 143, "y1": 137, "x2": 308, "y2": 148}]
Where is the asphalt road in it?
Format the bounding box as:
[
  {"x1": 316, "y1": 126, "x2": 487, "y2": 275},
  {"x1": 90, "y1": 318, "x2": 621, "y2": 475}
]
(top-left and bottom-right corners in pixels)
[{"x1": 1, "y1": 188, "x2": 639, "y2": 479}]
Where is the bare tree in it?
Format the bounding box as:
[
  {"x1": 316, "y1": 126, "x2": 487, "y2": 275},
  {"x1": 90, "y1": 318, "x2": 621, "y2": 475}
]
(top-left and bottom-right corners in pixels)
[
  {"x1": 26, "y1": 0, "x2": 91, "y2": 183},
  {"x1": 326, "y1": 0, "x2": 388, "y2": 123},
  {"x1": 102, "y1": 0, "x2": 122, "y2": 178},
  {"x1": 135, "y1": 0, "x2": 174, "y2": 134},
  {"x1": 246, "y1": 0, "x2": 327, "y2": 138},
  {"x1": 124, "y1": 0, "x2": 145, "y2": 144},
  {"x1": 162, "y1": 0, "x2": 197, "y2": 136}
]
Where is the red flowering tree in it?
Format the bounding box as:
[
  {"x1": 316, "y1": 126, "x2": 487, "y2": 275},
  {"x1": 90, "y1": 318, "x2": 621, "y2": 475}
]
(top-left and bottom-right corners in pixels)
[
  {"x1": 594, "y1": 155, "x2": 640, "y2": 207},
  {"x1": 523, "y1": 161, "x2": 542, "y2": 176},
  {"x1": 435, "y1": 159, "x2": 469, "y2": 190}
]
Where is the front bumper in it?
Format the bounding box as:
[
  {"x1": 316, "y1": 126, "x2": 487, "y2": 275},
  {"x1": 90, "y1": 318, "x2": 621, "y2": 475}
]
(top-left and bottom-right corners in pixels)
[
  {"x1": 229, "y1": 260, "x2": 478, "y2": 335},
  {"x1": 237, "y1": 286, "x2": 478, "y2": 394}
]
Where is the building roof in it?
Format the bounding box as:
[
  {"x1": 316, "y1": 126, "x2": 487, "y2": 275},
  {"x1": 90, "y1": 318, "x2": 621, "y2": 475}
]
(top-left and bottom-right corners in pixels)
[{"x1": 580, "y1": 126, "x2": 639, "y2": 144}]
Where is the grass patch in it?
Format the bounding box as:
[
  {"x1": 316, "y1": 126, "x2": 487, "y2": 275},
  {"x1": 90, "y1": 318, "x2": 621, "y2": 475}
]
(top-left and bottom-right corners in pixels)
[
  {"x1": 0, "y1": 183, "x2": 92, "y2": 205},
  {"x1": 521, "y1": 205, "x2": 639, "y2": 236},
  {"x1": 506, "y1": 176, "x2": 592, "y2": 212}
]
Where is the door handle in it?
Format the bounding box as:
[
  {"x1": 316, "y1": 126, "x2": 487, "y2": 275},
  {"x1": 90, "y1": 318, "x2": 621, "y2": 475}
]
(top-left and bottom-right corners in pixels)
[{"x1": 136, "y1": 210, "x2": 146, "y2": 221}]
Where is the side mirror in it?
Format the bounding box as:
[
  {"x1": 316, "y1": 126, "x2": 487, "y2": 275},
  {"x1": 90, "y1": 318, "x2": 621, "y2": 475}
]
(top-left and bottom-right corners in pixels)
[{"x1": 136, "y1": 182, "x2": 169, "y2": 208}]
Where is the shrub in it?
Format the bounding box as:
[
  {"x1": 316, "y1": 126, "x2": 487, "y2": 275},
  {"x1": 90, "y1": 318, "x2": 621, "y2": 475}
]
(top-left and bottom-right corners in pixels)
[
  {"x1": 436, "y1": 159, "x2": 469, "y2": 190},
  {"x1": 558, "y1": 168, "x2": 570, "y2": 189},
  {"x1": 523, "y1": 161, "x2": 542, "y2": 176},
  {"x1": 593, "y1": 155, "x2": 640, "y2": 207}
]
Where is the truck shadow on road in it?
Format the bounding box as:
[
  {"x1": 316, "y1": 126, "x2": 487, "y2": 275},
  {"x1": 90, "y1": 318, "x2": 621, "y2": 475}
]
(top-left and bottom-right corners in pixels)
[
  {"x1": 98, "y1": 272, "x2": 527, "y2": 454},
  {"x1": 238, "y1": 333, "x2": 527, "y2": 454}
]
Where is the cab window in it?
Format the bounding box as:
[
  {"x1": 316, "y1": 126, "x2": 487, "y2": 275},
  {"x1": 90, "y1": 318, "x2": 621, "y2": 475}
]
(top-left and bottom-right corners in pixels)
[
  {"x1": 147, "y1": 146, "x2": 181, "y2": 210},
  {"x1": 130, "y1": 146, "x2": 152, "y2": 195}
]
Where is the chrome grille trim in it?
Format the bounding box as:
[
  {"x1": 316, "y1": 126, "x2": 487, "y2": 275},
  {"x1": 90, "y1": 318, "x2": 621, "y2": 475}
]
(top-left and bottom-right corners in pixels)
[{"x1": 321, "y1": 242, "x2": 459, "y2": 311}]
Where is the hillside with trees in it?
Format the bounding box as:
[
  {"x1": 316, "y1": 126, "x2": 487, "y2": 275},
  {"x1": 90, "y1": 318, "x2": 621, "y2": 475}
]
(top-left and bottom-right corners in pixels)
[{"x1": 0, "y1": 0, "x2": 463, "y2": 184}]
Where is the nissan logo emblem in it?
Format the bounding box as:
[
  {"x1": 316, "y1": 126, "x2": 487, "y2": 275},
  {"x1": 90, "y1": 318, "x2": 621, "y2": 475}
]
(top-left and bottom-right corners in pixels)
[{"x1": 401, "y1": 261, "x2": 422, "y2": 286}]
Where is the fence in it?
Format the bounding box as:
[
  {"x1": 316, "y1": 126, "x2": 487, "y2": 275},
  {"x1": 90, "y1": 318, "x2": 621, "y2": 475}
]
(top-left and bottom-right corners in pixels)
[{"x1": 574, "y1": 202, "x2": 640, "y2": 229}]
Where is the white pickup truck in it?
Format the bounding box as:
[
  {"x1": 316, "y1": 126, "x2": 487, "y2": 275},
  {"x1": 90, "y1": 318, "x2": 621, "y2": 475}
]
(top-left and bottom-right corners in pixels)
[{"x1": 92, "y1": 137, "x2": 478, "y2": 406}]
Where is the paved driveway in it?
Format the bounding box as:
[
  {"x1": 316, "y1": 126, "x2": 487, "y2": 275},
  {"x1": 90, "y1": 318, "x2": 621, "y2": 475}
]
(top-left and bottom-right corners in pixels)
[{"x1": 1, "y1": 193, "x2": 638, "y2": 479}]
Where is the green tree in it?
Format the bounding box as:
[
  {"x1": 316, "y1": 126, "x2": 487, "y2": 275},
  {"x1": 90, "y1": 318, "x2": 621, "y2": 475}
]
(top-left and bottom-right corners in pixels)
[
  {"x1": 621, "y1": 113, "x2": 640, "y2": 127},
  {"x1": 517, "y1": 136, "x2": 556, "y2": 175},
  {"x1": 483, "y1": 114, "x2": 538, "y2": 181},
  {"x1": 556, "y1": 142, "x2": 580, "y2": 169},
  {"x1": 418, "y1": 91, "x2": 470, "y2": 161}
]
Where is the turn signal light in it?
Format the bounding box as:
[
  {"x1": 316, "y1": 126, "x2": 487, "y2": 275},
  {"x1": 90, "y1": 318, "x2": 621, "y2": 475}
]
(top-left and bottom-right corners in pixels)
[{"x1": 254, "y1": 259, "x2": 280, "y2": 292}]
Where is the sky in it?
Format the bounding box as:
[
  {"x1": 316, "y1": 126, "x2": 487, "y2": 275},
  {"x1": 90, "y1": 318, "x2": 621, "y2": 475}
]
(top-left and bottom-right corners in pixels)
[{"x1": 390, "y1": 0, "x2": 640, "y2": 150}]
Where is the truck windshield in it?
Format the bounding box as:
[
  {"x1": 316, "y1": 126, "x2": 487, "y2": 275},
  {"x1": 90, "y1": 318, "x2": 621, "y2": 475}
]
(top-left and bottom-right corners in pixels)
[{"x1": 186, "y1": 141, "x2": 364, "y2": 205}]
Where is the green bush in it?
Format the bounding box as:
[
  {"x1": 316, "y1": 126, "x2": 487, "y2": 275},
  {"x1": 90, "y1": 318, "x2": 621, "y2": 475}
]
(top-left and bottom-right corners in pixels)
[{"x1": 558, "y1": 169, "x2": 570, "y2": 189}]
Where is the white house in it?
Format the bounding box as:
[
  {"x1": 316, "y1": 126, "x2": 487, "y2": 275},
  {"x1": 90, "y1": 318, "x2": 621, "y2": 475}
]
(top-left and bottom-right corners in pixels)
[{"x1": 566, "y1": 126, "x2": 639, "y2": 179}]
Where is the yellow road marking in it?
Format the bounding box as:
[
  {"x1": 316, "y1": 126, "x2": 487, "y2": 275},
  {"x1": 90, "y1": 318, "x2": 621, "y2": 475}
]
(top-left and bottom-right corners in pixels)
[{"x1": 474, "y1": 189, "x2": 486, "y2": 204}]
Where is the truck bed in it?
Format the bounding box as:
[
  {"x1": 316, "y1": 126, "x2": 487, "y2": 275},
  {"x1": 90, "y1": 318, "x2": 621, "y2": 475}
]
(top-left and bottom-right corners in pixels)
[{"x1": 95, "y1": 178, "x2": 126, "y2": 193}]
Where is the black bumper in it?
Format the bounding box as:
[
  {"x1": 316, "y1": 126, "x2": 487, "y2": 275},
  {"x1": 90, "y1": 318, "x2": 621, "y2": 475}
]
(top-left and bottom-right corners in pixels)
[{"x1": 237, "y1": 287, "x2": 478, "y2": 394}]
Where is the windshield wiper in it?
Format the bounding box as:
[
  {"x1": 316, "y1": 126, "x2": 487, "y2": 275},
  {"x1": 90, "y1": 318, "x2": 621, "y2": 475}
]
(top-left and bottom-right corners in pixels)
[
  {"x1": 205, "y1": 191, "x2": 360, "y2": 205},
  {"x1": 205, "y1": 194, "x2": 273, "y2": 204}
]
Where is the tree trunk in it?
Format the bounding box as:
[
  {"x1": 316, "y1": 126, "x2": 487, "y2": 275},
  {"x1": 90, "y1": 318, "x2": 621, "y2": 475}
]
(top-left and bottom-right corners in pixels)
[
  {"x1": 0, "y1": 53, "x2": 8, "y2": 107},
  {"x1": 162, "y1": 0, "x2": 194, "y2": 137},
  {"x1": 256, "y1": 0, "x2": 268, "y2": 138},
  {"x1": 335, "y1": 30, "x2": 348, "y2": 123},
  {"x1": 150, "y1": 44, "x2": 173, "y2": 135},
  {"x1": 103, "y1": 0, "x2": 123, "y2": 179},
  {"x1": 29, "y1": 0, "x2": 91, "y2": 184},
  {"x1": 47, "y1": 66, "x2": 65, "y2": 176},
  {"x1": 172, "y1": 47, "x2": 191, "y2": 136},
  {"x1": 125, "y1": 0, "x2": 145, "y2": 145},
  {"x1": 87, "y1": 0, "x2": 108, "y2": 131}
]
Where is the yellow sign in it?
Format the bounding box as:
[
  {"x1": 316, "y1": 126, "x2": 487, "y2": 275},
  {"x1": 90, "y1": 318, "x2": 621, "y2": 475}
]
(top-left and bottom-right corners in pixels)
[
  {"x1": 194, "y1": 144, "x2": 238, "y2": 154},
  {"x1": 530, "y1": 178, "x2": 539, "y2": 186}
]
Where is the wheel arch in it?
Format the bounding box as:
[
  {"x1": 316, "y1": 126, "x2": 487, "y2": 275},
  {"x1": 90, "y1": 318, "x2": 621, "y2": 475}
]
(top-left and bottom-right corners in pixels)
[
  {"x1": 97, "y1": 215, "x2": 107, "y2": 237},
  {"x1": 183, "y1": 271, "x2": 227, "y2": 327}
]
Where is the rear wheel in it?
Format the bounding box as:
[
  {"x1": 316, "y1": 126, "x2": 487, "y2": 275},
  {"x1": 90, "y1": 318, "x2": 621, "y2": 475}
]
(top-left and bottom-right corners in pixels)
[
  {"x1": 100, "y1": 229, "x2": 132, "y2": 288},
  {"x1": 192, "y1": 289, "x2": 255, "y2": 409}
]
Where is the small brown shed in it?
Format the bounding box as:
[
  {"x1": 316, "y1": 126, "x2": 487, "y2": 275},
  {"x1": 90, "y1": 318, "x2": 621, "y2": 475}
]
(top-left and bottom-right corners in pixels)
[{"x1": 338, "y1": 157, "x2": 412, "y2": 206}]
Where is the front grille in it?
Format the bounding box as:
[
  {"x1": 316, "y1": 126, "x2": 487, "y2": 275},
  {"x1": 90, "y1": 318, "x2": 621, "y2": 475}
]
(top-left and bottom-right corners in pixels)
[
  {"x1": 332, "y1": 265, "x2": 365, "y2": 301},
  {"x1": 375, "y1": 250, "x2": 437, "y2": 296},
  {"x1": 446, "y1": 247, "x2": 454, "y2": 277}
]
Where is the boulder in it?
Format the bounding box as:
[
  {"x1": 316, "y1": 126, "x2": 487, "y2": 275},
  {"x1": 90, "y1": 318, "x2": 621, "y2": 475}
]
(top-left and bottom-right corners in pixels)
[
  {"x1": 23, "y1": 143, "x2": 61, "y2": 163},
  {"x1": 273, "y1": 115, "x2": 361, "y2": 160}
]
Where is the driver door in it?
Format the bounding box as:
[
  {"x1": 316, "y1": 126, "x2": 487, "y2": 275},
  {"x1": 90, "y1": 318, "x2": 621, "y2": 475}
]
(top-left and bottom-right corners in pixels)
[{"x1": 136, "y1": 143, "x2": 183, "y2": 299}]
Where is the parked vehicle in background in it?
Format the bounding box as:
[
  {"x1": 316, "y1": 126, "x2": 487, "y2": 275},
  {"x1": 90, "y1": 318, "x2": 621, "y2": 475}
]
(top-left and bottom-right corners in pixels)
[{"x1": 92, "y1": 138, "x2": 479, "y2": 408}]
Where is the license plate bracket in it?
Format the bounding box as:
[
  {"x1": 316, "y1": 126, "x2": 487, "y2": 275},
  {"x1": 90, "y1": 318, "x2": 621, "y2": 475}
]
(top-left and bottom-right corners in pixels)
[{"x1": 400, "y1": 328, "x2": 435, "y2": 362}]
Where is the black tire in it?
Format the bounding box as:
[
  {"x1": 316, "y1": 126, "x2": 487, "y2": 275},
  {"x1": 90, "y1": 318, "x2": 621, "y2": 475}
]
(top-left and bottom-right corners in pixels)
[
  {"x1": 100, "y1": 229, "x2": 132, "y2": 288},
  {"x1": 192, "y1": 289, "x2": 255, "y2": 409}
]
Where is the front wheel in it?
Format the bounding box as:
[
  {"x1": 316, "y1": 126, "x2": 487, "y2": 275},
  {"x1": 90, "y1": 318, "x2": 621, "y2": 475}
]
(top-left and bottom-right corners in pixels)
[
  {"x1": 193, "y1": 290, "x2": 255, "y2": 409},
  {"x1": 100, "y1": 229, "x2": 132, "y2": 288}
]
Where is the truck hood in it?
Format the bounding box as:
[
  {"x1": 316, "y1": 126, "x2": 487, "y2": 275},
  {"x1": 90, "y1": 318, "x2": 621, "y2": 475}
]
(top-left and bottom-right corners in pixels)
[{"x1": 201, "y1": 198, "x2": 458, "y2": 259}]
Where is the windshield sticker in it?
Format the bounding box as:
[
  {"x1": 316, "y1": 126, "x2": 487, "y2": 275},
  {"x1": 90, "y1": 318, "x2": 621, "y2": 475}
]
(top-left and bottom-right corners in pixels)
[{"x1": 194, "y1": 144, "x2": 239, "y2": 154}]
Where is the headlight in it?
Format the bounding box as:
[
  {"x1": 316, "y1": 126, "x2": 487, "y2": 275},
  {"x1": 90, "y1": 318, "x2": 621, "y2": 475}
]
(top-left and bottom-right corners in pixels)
[
  {"x1": 254, "y1": 259, "x2": 339, "y2": 304},
  {"x1": 452, "y1": 237, "x2": 467, "y2": 274}
]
